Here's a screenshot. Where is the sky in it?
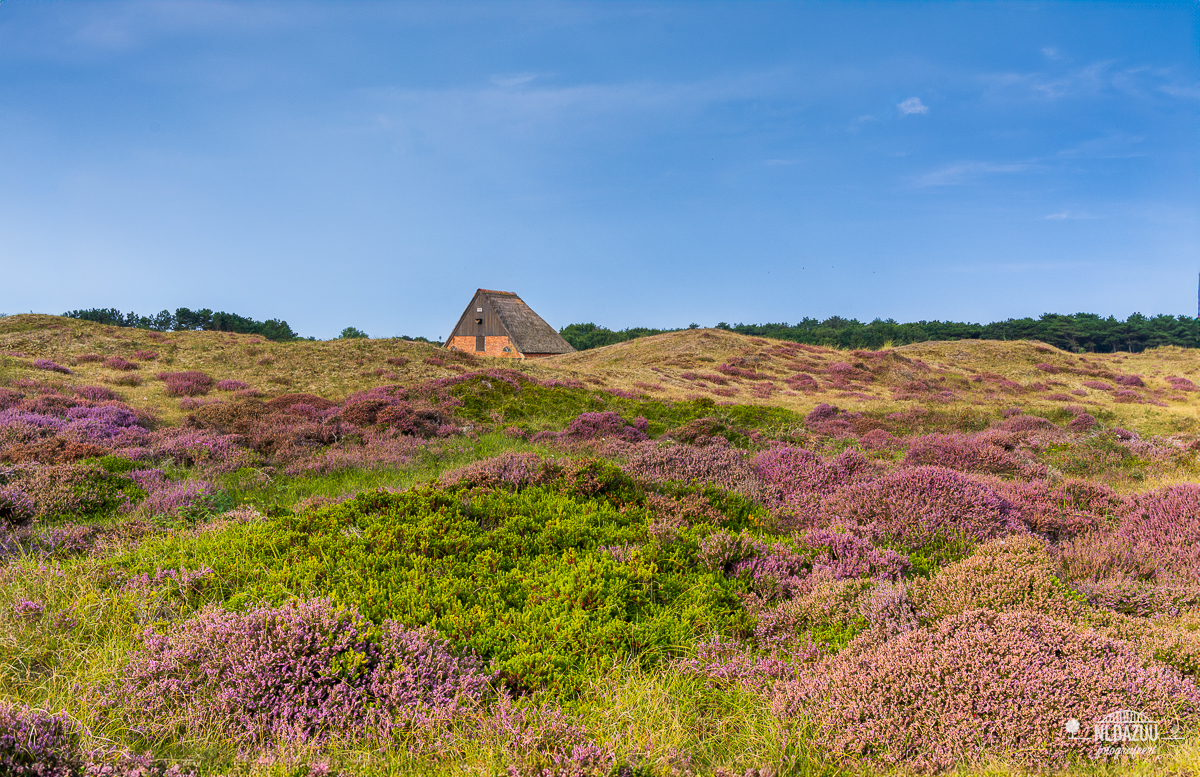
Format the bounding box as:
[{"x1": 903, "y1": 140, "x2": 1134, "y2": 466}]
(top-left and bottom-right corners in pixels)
[{"x1": 0, "y1": 1, "x2": 1196, "y2": 341}]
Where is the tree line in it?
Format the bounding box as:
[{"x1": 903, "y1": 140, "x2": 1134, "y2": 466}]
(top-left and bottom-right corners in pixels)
[
  {"x1": 560, "y1": 313, "x2": 1200, "y2": 353},
  {"x1": 62, "y1": 307, "x2": 302, "y2": 342}
]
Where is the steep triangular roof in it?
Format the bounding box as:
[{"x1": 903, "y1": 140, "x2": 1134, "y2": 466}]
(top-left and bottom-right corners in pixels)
[{"x1": 478, "y1": 289, "x2": 575, "y2": 355}]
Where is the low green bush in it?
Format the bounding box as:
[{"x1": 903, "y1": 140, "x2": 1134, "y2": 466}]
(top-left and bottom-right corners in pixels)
[{"x1": 109, "y1": 479, "x2": 752, "y2": 694}]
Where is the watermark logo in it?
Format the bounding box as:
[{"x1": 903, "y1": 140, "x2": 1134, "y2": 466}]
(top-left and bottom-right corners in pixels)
[{"x1": 1065, "y1": 709, "x2": 1183, "y2": 758}]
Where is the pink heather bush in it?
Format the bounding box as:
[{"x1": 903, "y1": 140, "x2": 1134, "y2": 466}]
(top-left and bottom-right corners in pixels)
[
  {"x1": 132, "y1": 350, "x2": 158, "y2": 360},
  {"x1": 0, "y1": 389, "x2": 22, "y2": 411},
  {"x1": 622, "y1": 440, "x2": 757, "y2": 495},
  {"x1": 0, "y1": 486, "x2": 36, "y2": 526},
  {"x1": 752, "y1": 446, "x2": 869, "y2": 525},
  {"x1": 858, "y1": 428, "x2": 897, "y2": 452},
  {"x1": 990, "y1": 477, "x2": 1117, "y2": 541},
  {"x1": 676, "y1": 636, "x2": 798, "y2": 692},
  {"x1": 285, "y1": 429, "x2": 422, "y2": 476},
  {"x1": 820, "y1": 467, "x2": 1022, "y2": 550},
  {"x1": 73, "y1": 385, "x2": 120, "y2": 402},
  {"x1": 215, "y1": 379, "x2": 249, "y2": 392},
  {"x1": 32, "y1": 360, "x2": 71, "y2": 375},
  {"x1": 481, "y1": 695, "x2": 612, "y2": 776},
  {"x1": 800, "y1": 527, "x2": 909, "y2": 582},
  {"x1": 563, "y1": 412, "x2": 648, "y2": 443},
  {"x1": 1166, "y1": 376, "x2": 1198, "y2": 392},
  {"x1": 151, "y1": 429, "x2": 260, "y2": 473},
  {"x1": 157, "y1": 371, "x2": 214, "y2": 397},
  {"x1": 785, "y1": 373, "x2": 819, "y2": 391},
  {"x1": 1068, "y1": 412, "x2": 1097, "y2": 432},
  {"x1": 0, "y1": 701, "x2": 82, "y2": 777},
  {"x1": 75, "y1": 353, "x2": 104, "y2": 364},
  {"x1": 994, "y1": 414, "x2": 1060, "y2": 433},
  {"x1": 1034, "y1": 362, "x2": 1061, "y2": 374},
  {"x1": 902, "y1": 433, "x2": 1046, "y2": 479},
  {"x1": 774, "y1": 609, "x2": 1200, "y2": 772},
  {"x1": 1082, "y1": 380, "x2": 1113, "y2": 391},
  {"x1": 701, "y1": 527, "x2": 907, "y2": 601},
  {"x1": 108, "y1": 599, "x2": 492, "y2": 746},
  {"x1": 139, "y1": 480, "x2": 215, "y2": 517},
  {"x1": 103, "y1": 356, "x2": 138, "y2": 372},
  {"x1": 1115, "y1": 484, "x2": 1200, "y2": 582},
  {"x1": 1114, "y1": 374, "x2": 1145, "y2": 387},
  {"x1": 440, "y1": 451, "x2": 556, "y2": 490}
]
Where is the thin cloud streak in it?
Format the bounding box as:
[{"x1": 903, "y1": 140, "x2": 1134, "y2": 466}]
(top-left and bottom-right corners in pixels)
[{"x1": 916, "y1": 162, "x2": 1036, "y2": 187}]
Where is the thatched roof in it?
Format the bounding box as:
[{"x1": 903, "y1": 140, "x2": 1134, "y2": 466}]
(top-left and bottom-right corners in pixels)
[{"x1": 480, "y1": 290, "x2": 575, "y2": 355}]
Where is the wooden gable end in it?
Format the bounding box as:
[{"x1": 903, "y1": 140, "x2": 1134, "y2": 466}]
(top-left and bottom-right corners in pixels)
[{"x1": 448, "y1": 290, "x2": 512, "y2": 341}]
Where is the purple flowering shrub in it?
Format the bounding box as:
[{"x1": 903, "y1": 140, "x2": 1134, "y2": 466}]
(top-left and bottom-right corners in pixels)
[
  {"x1": 564, "y1": 411, "x2": 649, "y2": 442},
  {"x1": 1113, "y1": 484, "x2": 1200, "y2": 583},
  {"x1": 901, "y1": 432, "x2": 1046, "y2": 478},
  {"x1": 73, "y1": 385, "x2": 120, "y2": 402},
  {"x1": 0, "y1": 485, "x2": 36, "y2": 526},
  {"x1": 774, "y1": 609, "x2": 1200, "y2": 772},
  {"x1": 1166, "y1": 375, "x2": 1198, "y2": 392},
  {"x1": 106, "y1": 599, "x2": 493, "y2": 746},
  {"x1": 138, "y1": 480, "x2": 215, "y2": 518},
  {"x1": 215, "y1": 379, "x2": 249, "y2": 391},
  {"x1": 621, "y1": 440, "x2": 758, "y2": 495},
  {"x1": 480, "y1": 695, "x2": 613, "y2": 776},
  {"x1": 157, "y1": 371, "x2": 213, "y2": 397},
  {"x1": 32, "y1": 360, "x2": 71, "y2": 375},
  {"x1": 752, "y1": 446, "x2": 870, "y2": 525},
  {"x1": 0, "y1": 701, "x2": 82, "y2": 777},
  {"x1": 150, "y1": 428, "x2": 259, "y2": 474},
  {"x1": 439, "y1": 451, "x2": 559, "y2": 490},
  {"x1": 819, "y1": 466, "x2": 1023, "y2": 551},
  {"x1": 103, "y1": 357, "x2": 138, "y2": 372},
  {"x1": 675, "y1": 635, "x2": 799, "y2": 692}
]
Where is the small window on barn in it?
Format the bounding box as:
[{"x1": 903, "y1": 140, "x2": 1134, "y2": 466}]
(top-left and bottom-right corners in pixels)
[
  {"x1": 475, "y1": 318, "x2": 483, "y2": 324},
  {"x1": 476, "y1": 308, "x2": 483, "y2": 312},
  {"x1": 503, "y1": 346, "x2": 512, "y2": 353}
]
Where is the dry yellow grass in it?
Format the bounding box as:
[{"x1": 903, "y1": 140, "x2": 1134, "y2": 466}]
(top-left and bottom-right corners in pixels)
[{"x1": 2, "y1": 314, "x2": 1198, "y2": 435}]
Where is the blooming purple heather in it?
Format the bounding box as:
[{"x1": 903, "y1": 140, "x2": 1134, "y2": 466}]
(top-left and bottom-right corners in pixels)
[
  {"x1": 820, "y1": 466, "x2": 1023, "y2": 550},
  {"x1": 32, "y1": 360, "x2": 71, "y2": 375},
  {"x1": 775, "y1": 609, "x2": 1200, "y2": 771},
  {"x1": 0, "y1": 701, "x2": 83, "y2": 776},
  {"x1": 108, "y1": 599, "x2": 493, "y2": 745}
]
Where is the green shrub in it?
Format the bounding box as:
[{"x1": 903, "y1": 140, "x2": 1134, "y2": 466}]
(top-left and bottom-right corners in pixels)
[{"x1": 109, "y1": 483, "x2": 751, "y2": 694}]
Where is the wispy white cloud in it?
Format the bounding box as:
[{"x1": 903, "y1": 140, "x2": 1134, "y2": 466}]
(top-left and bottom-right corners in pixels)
[
  {"x1": 491, "y1": 73, "x2": 540, "y2": 88},
  {"x1": 1056, "y1": 133, "x2": 1145, "y2": 159},
  {"x1": 983, "y1": 60, "x2": 1199, "y2": 102},
  {"x1": 897, "y1": 97, "x2": 928, "y2": 115},
  {"x1": 1041, "y1": 46, "x2": 1059, "y2": 59},
  {"x1": 1158, "y1": 82, "x2": 1200, "y2": 100},
  {"x1": 1044, "y1": 211, "x2": 1098, "y2": 220},
  {"x1": 916, "y1": 161, "x2": 1034, "y2": 187}
]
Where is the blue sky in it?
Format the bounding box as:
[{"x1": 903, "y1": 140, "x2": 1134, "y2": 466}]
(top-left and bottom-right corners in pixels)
[{"x1": 0, "y1": 1, "x2": 1196, "y2": 340}]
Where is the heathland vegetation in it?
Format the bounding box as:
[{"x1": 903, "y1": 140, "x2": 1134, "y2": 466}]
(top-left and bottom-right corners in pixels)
[
  {"x1": 561, "y1": 312, "x2": 1200, "y2": 353},
  {"x1": 0, "y1": 313, "x2": 1198, "y2": 775}
]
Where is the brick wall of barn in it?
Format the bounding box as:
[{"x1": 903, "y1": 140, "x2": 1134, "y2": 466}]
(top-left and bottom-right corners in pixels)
[{"x1": 446, "y1": 335, "x2": 522, "y2": 358}]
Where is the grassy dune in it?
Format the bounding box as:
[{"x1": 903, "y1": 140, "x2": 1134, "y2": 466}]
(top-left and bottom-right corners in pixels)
[{"x1": 1, "y1": 314, "x2": 1199, "y2": 776}]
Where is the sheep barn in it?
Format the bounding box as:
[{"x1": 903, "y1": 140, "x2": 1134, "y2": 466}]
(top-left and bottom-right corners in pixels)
[{"x1": 445, "y1": 289, "x2": 576, "y2": 359}]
